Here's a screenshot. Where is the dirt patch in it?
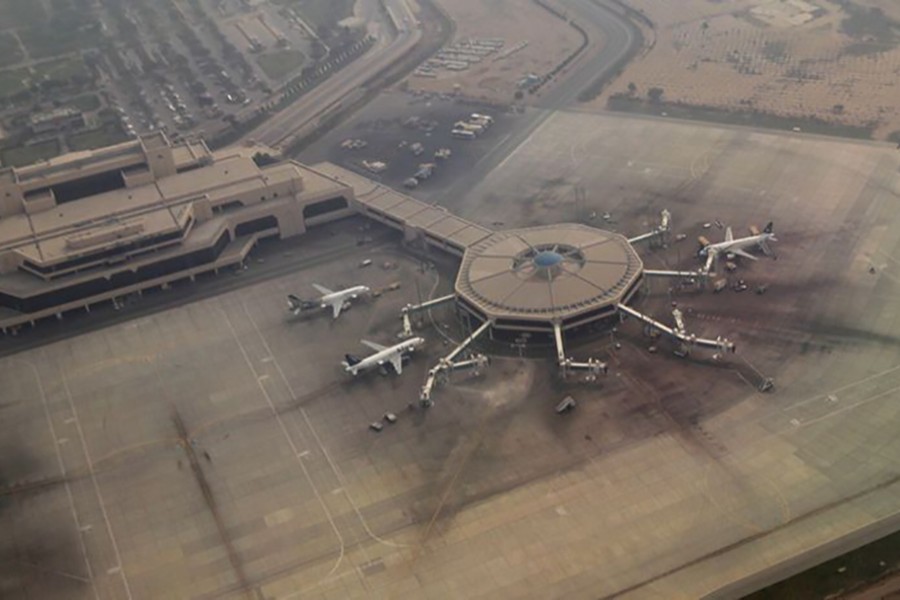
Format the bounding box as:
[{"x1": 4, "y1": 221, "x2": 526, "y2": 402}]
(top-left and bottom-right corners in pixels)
[
  {"x1": 591, "y1": 0, "x2": 900, "y2": 140},
  {"x1": 404, "y1": 0, "x2": 583, "y2": 105}
]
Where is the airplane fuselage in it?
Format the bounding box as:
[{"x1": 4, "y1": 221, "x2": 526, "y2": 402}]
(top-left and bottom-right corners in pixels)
[
  {"x1": 345, "y1": 337, "x2": 425, "y2": 375},
  {"x1": 700, "y1": 232, "x2": 776, "y2": 258},
  {"x1": 320, "y1": 285, "x2": 370, "y2": 308}
]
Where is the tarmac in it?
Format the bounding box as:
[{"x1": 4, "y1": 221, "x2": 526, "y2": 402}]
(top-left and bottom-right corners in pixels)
[{"x1": 3, "y1": 110, "x2": 900, "y2": 599}]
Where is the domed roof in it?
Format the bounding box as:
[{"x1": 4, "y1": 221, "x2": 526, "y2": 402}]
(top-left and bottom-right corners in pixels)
[
  {"x1": 533, "y1": 250, "x2": 564, "y2": 269},
  {"x1": 455, "y1": 224, "x2": 644, "y2": 323}
]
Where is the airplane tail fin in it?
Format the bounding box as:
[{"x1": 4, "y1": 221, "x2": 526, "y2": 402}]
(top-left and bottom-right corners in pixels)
[
  {"x1": 288, "y1": 294, "x2": 318, "y2": 313},
  {"x1": 763, "y1": 221, "x2": 774, "y2": 234}
]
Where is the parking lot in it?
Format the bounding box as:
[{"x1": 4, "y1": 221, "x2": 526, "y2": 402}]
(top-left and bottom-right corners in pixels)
[{"x1": 299, "y1": 90, "x2": 519, "y2": 203}]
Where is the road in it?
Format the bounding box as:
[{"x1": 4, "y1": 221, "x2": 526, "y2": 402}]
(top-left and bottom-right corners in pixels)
[
  {"x1": 246, "y1": 0, "x2": 422, "y2": 149},
  {"x1": 433, "y1": 0, "x2": 641, "y2": 205}
]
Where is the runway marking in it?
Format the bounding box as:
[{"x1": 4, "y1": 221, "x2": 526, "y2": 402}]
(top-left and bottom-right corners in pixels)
[
  {"x1": 66, "y1": 354, "x2": 159, "y2": 379},
  {"x1": 56, "y1": 358, "x2": 135, "y2": 600},
  {"x1": 706, "y1": 361, "x2": 900, "y2": 443},
  {"x1": 219, "y1": 303, "x2": 347, "y2": 580},
  {"x1": 238, "y1": 298, "x2": 413, "y2": 553},
  {"x1": 16, "y1": 357, "x2": 100, "y2": 600},
  {"x1": 783, "y1": 363, "x2": 900, "y2": 412},
  {"x1": 604, "y1": 472, "x2": 900, "y2": 600},
  {"x1": 789, "y1": 382, "x2": 900, "y2": 431},
  {"x1": 486, "y1": 131, "x2": 529, "y2": 174},
  {"x1": 12, "y1": 560, "x2": 92, "y2": 584},
  {"x1": 416, "y1": 414, "x2": 491, "y2": 558},
  {"x1": 91, "y1": 437, "x2": 181, "y2": 472}
]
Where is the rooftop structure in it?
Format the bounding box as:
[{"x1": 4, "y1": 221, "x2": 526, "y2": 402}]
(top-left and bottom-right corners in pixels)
[
  {"x1": 0, "y1": 140, "x2": 695, "y2": 344},
  {"x1": 455, "y1": 224, "x2": 643, "y2": 332},
  {"x1": 0, "y1": 134, "x2": 355, "y2": 330},
  {"x1": 317, "y1": 164, "x2": 673, "y2": 341},
  {"x1": 314, "y1": 163, "x2": 736, "y2": 405}
]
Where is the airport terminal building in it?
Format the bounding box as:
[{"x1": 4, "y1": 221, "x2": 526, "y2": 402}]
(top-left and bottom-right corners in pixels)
[
  {"x1": 0, "y1": 134, "x2": 651, "y2": 340},
  {"x1": 0, "y1": 133, "x2": 355, "y2": 330}
]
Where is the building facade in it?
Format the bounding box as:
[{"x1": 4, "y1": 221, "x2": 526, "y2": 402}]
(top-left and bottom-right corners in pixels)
[{"x1": 0, "y1": 133, "x2": 355, "y2": 330}]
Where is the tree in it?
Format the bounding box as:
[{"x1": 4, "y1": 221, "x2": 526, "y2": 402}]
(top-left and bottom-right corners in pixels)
[
  {"x1": 514, "y1": 90, "x2": 524, "y2": 100},
  {"x1": 647, "y1": 87, "x2": 665, "y2": 103},
  {"x1": 310, "y1": 40, "x2": 326, "y2": 61},
  {"x1": 627, "y1": 82, "x2": 637, "y2": 95}
]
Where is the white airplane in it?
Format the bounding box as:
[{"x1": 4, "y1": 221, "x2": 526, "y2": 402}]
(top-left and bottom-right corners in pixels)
[
  {"x1": 287, "y1": 284, "x2": 370, "y2": 319},
  {"x1": 699, "y1": 222, "x2": 777, "y2": 272},
  {"x1": 342, "y1": 336, "x2": 425, "y2": 376}
]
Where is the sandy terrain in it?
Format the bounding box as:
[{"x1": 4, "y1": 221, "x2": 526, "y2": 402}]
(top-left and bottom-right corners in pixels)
[
  {"x1": 404, "y1": 0, "x2": 583, "y2": 104},
  {"x1": 593, "y1": 0, "x2": 900, "y2": 140}
]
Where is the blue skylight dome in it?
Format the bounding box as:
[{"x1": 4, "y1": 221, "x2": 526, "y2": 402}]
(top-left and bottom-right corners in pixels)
[{"x1": 533, "y1": 250, "x2": 564, "y2": 268}]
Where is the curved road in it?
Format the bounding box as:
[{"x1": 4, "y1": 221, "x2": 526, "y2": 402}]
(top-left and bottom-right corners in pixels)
[
  {"x1": 434, "y1": 0, "x2": 640, "y2": 204},
  {"x1": 247, "y1": 0, "x2": 422, "y2": 148}
]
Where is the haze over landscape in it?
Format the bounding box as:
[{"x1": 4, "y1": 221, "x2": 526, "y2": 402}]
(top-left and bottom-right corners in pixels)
[{"x1": 1, "y1": 1, "x2": 900, "y2": 598}]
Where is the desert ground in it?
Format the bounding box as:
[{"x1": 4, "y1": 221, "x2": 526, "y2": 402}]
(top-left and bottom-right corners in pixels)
[
  {"x1": 593, "y1": 0, "x2": 900, "y2": 140},
  {"x1": 404, "y1": 0, "x2": 583, "y2": 105}
]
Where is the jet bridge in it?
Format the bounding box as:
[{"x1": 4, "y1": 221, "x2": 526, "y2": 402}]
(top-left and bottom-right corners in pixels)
[
  {"x1": 617, "y1": 303, "x2": 735, "y2": 355},
  {"x1": 644, "y1": 269, "x2": 710, "y2": 279},
  {"x1": 701, "y1": 251, "x2": 717, "y2": 275},
  {"x1": 628, "y1": 209, "x2": 671, "y2": 246},
  {"x1": 553, "y1": 322, "x2": 609, "y2": 379},
  {"x1": 399, "y1": 294, "x2": 456, "y2": 338},
  {"x1": 419, "y1": 319, "x2": 492, "y2": 406}
]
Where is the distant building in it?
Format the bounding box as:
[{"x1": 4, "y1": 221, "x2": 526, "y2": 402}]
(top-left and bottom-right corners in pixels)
[
  {"x1": 29, "y1": 107, "x2": 86, "y2": 135},
  {"x1": 0, "y1": 132, "x2": 354, "y2": 330}
]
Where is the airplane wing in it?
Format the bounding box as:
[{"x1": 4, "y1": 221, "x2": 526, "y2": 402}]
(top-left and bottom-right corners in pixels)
[
  {"x1": 725, "y1": 227, "x2": 734, "y2": 242},
  {"x1": 732, "y1": 248, "x2": 758, "y2": 261},
  {"x1": 361, "y1": 339, "x2": 388, "y2": 352},
  {"x1": 389, "y1": 352, "x2": 403, "y2": 375},
  {"x1": 331, "y1": 301, "x2": 343, "y2": 319},
  {"x1": 313, "y1": 283, "x2": 333, "y2": 296}
]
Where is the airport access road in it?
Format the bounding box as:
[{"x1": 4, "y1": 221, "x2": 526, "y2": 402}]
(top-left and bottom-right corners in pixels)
[{"x1": 246, "y1": 0, "x2": 423, "y2": 149}]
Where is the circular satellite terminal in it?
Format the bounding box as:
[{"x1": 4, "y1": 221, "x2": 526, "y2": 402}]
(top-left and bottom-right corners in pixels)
[{"x1": 455, "y1": 224, "x2": 644, "y2": 330}]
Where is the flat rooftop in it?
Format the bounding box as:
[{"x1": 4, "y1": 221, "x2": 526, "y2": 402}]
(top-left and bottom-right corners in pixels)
[
  {"x1": 456, "y1": 224, "x2": 643, "y2": 322},
  {"x1": 0, "y1": 156, "x2": 345, "y2": 267},
  {"x1": 314, "y1": 162, "x2": 493, "y2": 251}
]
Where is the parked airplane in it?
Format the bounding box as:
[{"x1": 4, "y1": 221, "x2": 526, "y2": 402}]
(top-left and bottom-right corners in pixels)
[
  {"x1": 342, "y1": 337, "x2": 425, "y2": 376},
  {"x1": 287, "y1": 284, "x2": 370, "y2": 319},
  {"x1": 699, "y1": 222, "x2": 777, "y2": 272}
]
